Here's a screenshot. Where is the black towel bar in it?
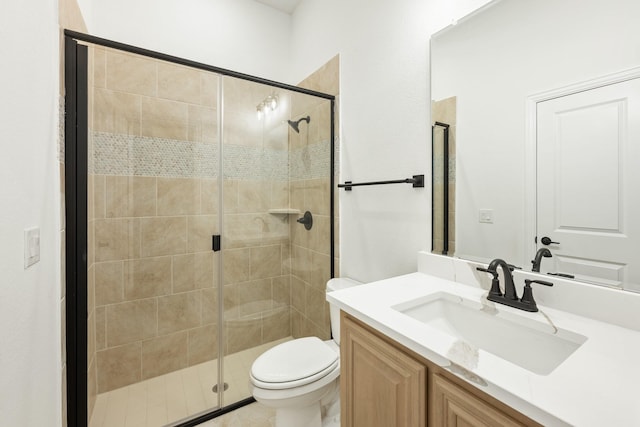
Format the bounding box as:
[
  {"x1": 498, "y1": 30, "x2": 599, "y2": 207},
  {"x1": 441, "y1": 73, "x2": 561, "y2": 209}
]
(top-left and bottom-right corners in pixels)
[{"x1": 338, "y1": 174, "x2": 424, "y2": 191}]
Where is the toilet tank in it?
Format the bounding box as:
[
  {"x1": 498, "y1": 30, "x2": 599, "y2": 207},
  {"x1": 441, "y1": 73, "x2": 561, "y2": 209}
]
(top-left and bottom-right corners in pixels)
[{"x1": 326, "y1": 278, "x2": 362, "y2": 345}]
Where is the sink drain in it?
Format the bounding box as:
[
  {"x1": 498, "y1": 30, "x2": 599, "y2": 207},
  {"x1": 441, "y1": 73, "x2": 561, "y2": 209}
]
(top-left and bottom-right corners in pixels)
[{"x1": 212, "y1": 383, "x2": 229, "y2": 393}]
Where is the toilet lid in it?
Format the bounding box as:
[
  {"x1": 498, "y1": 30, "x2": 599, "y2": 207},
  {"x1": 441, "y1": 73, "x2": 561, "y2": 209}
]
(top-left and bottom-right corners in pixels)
[{"x1": 251, "y1": 337, "x2": 338, "y2": 388}]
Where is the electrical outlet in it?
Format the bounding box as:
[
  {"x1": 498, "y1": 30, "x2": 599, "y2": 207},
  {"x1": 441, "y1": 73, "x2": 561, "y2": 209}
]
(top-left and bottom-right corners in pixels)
[
  {"x1": 24, "y1": 227, "x2": 40, "y2": 269},
  {"x1": 479, "y1": 209, "x2": 494, "y2": 224}
]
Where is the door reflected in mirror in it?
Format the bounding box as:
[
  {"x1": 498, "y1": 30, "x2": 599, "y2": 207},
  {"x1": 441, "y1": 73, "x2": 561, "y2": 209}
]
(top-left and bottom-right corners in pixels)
[{"x1": 431, "y1": 0, "x2": 640, "y2": 292}]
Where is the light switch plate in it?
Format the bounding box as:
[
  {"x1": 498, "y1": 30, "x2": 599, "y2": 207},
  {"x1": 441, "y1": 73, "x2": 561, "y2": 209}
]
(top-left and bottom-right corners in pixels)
[
  {"x1": 24, "y1": 227, "x2": 40, "y2": 269},
  {"x1": 479, "y1": 209, "x2": 494, "y2": 224}
]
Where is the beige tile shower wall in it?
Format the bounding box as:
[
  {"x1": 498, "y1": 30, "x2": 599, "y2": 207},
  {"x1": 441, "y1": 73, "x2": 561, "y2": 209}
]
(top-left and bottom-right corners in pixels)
[
  {"x1": 289, "y1": 55, "x2": 340, "y2": 340},
  {"x1": 91, "y1": 49, "x2": 296, "y2": 390},
  {"x1": 220, "y1": 76, "x2": 293, "y2": 355},
  {"x1": 91, "y1": 48, "x2": 224, "y2": 393},
  {"x1": 92, "y1": 176, "x2": 222, "y2": 393}
]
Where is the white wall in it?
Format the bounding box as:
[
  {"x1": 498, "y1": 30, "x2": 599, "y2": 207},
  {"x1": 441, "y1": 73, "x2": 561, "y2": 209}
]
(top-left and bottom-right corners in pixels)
[
  {"x1": 75, "y1": 0, "x2": 93, "y2": 28},
  {"x1": 432, "y1": 0, "x2": 640, "y2": 268},
  {"x1": 0, "y1": 1, "x2": 502, "y2": 424},
  {"x1": 80, "y1": 0, "x2": 491, "y2": 283},
  {"x1": 0, "y1": 0, "x2": 61, "y2": 425},
  {"x1": 290, "y1": 0, "x2": 491, "y2": 282},
  {"x1": 84, "y1": 0, "x2": 293, "y2": 81}
]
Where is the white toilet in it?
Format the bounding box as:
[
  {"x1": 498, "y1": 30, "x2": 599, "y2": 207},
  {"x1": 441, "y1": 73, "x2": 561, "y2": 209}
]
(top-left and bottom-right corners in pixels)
[{"x1": 250, "y1": 278, "x2": 361, "y2": 427}]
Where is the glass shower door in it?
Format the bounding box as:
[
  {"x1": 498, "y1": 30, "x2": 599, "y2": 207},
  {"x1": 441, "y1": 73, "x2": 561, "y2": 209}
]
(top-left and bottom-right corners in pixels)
[
  {"x1": 218, "y1": 76, "x2": 293, "y2": 406},
  {"x1": 219, "y1": 75, "x2": 334, "y2": 406},
  {"x1": 87, "y1": 43, "x2": 223, "y2": 426},
  {"x1": 78, "y1": 36, "x2": 336, "y2": 426}
]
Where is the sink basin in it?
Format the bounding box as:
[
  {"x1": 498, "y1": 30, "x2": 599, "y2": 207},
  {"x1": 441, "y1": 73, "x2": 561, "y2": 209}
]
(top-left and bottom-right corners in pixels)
[{"x1": 392, "y1": 292, "x2": 587, "y2": 375}]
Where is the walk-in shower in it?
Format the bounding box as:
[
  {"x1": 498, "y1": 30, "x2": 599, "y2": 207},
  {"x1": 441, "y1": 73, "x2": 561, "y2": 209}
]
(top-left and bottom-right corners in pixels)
[{"x1": 64, "y1": 30, "x2": 336, "y2": 427}]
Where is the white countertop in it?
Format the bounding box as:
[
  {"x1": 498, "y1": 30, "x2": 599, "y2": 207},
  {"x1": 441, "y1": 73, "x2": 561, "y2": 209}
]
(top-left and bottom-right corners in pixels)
[{"x1": 327, "y1": 271, "x2": 640, "y2": 426}]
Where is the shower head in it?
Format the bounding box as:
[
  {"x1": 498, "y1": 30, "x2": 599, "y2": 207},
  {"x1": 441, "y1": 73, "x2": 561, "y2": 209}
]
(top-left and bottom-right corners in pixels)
[{"x1": 287, "y1": 116, "x2": 311, "y2": 133}]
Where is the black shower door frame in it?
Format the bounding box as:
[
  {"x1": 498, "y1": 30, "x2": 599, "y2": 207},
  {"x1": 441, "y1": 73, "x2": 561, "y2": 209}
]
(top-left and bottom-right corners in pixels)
[{"x1": 64, "y1": 29, "x2": 336, "y2": 427}]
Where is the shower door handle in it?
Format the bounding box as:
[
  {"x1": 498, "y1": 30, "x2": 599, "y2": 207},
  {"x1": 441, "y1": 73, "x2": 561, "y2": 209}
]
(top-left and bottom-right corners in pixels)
[{"x1": 212, "y1": 235, "x2": 221, "y2": 251}]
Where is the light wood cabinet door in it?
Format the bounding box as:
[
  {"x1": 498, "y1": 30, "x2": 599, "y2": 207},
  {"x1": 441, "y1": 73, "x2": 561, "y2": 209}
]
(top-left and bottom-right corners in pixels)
[
  {"x1": 431, "y1": 374, "x2": 525, "y2": 427},
  {"x1": 341, "y1": 313, "x2": 427, "y2": 427}
]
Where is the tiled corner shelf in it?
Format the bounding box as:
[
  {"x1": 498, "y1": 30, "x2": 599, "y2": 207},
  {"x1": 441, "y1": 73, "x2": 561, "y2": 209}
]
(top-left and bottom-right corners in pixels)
[{"x1": 267, "y1": 208, "x2": 301, "y2": 215}]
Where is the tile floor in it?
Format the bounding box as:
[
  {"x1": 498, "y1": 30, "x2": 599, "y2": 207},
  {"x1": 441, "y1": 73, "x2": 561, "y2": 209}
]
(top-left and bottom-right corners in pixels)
[
  {"x1": 196, "y1": 403, "x2": 274, "y2": 427},
  {"x1": 89, "y1": 338, "x2": 289, "y2": 427}
]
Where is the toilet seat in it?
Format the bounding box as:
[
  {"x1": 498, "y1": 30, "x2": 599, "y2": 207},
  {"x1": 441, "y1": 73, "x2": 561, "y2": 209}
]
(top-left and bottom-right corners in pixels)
[{"x1": 251, "y1": 337, "x2": 339, "y2": 390}]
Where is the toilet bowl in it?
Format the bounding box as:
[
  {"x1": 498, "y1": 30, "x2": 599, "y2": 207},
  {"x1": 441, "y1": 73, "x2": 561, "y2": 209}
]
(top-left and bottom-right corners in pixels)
[{"x1": 250, "y1": 278, "x2": 361, "y2": 427}]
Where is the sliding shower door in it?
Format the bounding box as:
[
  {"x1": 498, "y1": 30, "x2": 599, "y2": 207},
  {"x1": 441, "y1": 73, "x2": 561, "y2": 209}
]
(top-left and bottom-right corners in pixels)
[
  {"x1": 86, "y1": 43, "x2": 224, "y2": 426},
  {"x1": 219, "y1": 76, "x2": 293, "y2": 406},
  {"x1": 219, "y1": 77, "x2": 335, "y2": 406},
  {"x1": 67, "y1": 32, "x2": 336, "y2": 427}
]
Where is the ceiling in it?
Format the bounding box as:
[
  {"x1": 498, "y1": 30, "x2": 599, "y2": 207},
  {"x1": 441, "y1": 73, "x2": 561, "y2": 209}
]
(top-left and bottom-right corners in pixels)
[{"x1": 253, "y1": 0, "x2": 303, "y2": 14}]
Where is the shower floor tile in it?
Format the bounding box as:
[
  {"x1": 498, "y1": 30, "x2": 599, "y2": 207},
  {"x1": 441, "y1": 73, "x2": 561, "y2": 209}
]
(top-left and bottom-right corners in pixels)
[
  {"x1": 196, "y1": 402, "x2": 275, "y2": 427},
  {"x1": 89, "y1": 337, "x2": 290, "y2": 427}
]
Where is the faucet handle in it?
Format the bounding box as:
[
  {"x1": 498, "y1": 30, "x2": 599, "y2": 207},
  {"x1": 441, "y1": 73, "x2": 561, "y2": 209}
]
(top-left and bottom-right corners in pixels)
[
  {"x1": 547, "y1": 272, "x2": 575, "y2": 279},
  {"x1": 520, "y1": 279, "x2": 554, "y2": 311},
  {"x1": 476, "y1": 267, "x2": 502, "y2": 298},
  {"x1": 476, "y1": 266, "x2": 497, "y2": 277},
  {"x1": 525, "y1": 279, "x2": 554, "y2": 287}
]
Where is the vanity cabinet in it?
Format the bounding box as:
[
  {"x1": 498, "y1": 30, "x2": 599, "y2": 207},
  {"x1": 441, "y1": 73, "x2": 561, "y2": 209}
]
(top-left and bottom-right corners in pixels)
[{"x1": 340, "y1": 312, "x2": 540, "y2": 427}]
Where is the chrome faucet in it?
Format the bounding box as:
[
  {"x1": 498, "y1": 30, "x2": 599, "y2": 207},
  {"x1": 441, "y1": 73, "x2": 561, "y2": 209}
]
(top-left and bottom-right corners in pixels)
[{"x1": 531, "y1": 248, "x2": 552, "y2": 272}]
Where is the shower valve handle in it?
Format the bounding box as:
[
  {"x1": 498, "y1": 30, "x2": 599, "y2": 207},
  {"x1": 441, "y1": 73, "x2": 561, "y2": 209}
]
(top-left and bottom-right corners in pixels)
[{"x1": 297, "y1": 211, "x2": 313, "y2": 230}]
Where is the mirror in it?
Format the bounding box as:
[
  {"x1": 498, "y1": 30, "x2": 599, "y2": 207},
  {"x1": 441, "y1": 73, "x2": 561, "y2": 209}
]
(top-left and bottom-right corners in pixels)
[{"x1": 431, "y1": 0, "x2": 640, "y2": 292}]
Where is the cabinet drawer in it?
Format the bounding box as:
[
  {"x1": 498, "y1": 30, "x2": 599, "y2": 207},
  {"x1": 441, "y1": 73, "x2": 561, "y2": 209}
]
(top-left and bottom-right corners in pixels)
[{"x1": 432, "y1": 374, "x2": 526, "y2": 427}]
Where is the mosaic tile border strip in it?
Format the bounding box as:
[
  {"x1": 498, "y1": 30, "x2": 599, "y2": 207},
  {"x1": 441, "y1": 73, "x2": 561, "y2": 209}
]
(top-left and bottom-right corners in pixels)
[
  {"x1": 91, "y1": 132, "x2": 333, "y2": 180},
  {"x1": 431, "y1": 153, "x2": 456, "y2": 185},
  {"x1": 92, "y1": 132, "x2": 219, "y2": 178},
  {"x1": 225, "y1": 144, "x2": 288, "y2": 181},
  {"x1": 58, "y1": 96, "x2": 65, "y2": 163},
  {"x1": 289, "y1": 140, "x2": 332, "y2": 181}
]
